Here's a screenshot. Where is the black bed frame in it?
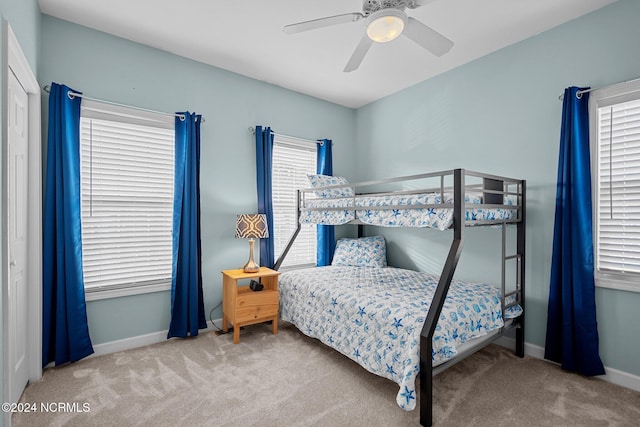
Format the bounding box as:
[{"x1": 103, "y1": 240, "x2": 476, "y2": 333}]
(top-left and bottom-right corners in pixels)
[{"x1": 274, "y1": 168, "x2": 526, "y2": 427}]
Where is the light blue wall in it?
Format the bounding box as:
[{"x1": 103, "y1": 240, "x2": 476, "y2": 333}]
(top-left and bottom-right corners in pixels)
[
  {"x1": 39, "y1": 15, "x2": 357, "y2": 345},
  {"x1": 355, "y1": 0, "x2": 640, "y2": 376},
  {"x1": 0, "y1": 0, "x2": 40, "y2": 71},
  {"x1": 0, "y1": 1, "x2": 40, "y2": 423}
]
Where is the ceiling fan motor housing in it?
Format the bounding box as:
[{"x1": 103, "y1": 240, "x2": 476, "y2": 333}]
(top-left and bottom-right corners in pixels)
[{"x1": 363, "y1": 0, "x2": 410, "y2": 15}]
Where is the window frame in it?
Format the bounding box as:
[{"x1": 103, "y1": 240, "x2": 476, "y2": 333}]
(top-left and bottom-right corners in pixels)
[
  {"x1": 79, "y1": 100, "x2": 176, "y2": 301},
  {"x1": 271, "y1": 135, "x2": 318, "y2": 270},
  {"x1": 589, "y1": 79, "x2": 640, "y2": 293}
]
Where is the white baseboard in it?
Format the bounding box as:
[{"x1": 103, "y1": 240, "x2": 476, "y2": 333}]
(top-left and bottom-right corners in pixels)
[
  {"x1": 495, "y1": 337, "x2": 640, "y2": 393},
  {"x1": 90, "y1": 322, "x2": 218, "y2": 358},
  {"x1": 603, "y1": 366, "x2": 640, "y2": 392}
]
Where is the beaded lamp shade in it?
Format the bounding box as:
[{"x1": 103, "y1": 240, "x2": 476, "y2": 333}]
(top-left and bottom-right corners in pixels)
[{"x1": 235, "y1": 214, "x2": 268, "y2": 272}]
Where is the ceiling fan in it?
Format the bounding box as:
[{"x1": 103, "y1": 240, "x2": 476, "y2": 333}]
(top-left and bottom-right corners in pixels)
[{"x1": 283, "y1": 0, "x2": 453, "y2": 72}]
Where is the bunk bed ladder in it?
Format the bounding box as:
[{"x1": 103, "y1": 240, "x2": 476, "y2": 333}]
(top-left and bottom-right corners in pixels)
[
  {"x1": 499, "y1": 181, "x2": 526, "y2": 358},
  {"x1": 501, "y1": 224, "x2": 522, "y2": 329},
  {"x1": 515, "y1": 180, "x2": 526, "y2": 357},
  {"x1": 419, "y1": 169, "x2": 465, "y2": 427}
]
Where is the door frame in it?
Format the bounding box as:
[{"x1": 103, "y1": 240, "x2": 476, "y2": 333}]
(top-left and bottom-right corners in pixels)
[{"x1": 2, "y1": 20, "x2": 42, "y2": 425}]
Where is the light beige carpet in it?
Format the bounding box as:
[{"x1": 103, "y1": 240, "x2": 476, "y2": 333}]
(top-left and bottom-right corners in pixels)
[{"x1": 14, "y1": 322, "x2": 640, "y2": 427}]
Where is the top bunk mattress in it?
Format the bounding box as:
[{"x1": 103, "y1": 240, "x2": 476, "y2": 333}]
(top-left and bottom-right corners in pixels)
[{"x1": 300, "y1": 192, "x2": 516, "y2": 230}]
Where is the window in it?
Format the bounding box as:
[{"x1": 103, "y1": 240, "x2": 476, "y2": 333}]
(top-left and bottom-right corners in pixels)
[
  {"x1": 80, "y1": 100, "x2": 175, "y2": 300},
  {"x1": 590, "y1": 80, "x2": 640, "y2": 292},
  {"x1": 272, "y1": 135, "x2": 317, "y2": 269}
]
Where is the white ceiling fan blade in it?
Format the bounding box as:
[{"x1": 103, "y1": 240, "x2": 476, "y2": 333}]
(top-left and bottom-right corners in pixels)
[
  {"x1": 284, "y1": 13, "x2": 364, "y2": 34},
  {"x1": 407, "y1": 0, "x2": 438, "y2": 9},
  {"x1": 343, "y1": 35, "x2": 374, "y2": 72},
  {"x1": 403, "y1": 17, "x2": 453, "y2": 57}
]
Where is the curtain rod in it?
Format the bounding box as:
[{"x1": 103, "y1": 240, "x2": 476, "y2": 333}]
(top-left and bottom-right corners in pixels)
[
  {"x1": 247, "y1": 126, "x2": 331, "y2": 145},
  {"x1": 558, "y1": 76, "x2": 640, "y2": 101},
  {"x1": 43, "y1": 85, "x2": 204, "y2": 122}
]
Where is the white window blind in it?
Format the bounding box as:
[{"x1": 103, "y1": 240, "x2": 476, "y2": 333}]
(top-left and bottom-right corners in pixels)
[
  {"x1": 80, "y1": 101, "x2": 175, "y2": 294},
  {"x1": 272, "y1": 137, "x2": 317, "y2": 268},
  {"x1": 592, "y1": 84, "x2": 640, "y2": 292}
]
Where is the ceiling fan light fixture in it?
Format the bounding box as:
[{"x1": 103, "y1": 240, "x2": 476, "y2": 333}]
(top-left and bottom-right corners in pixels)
[{"x1": 366, "y1": 9, "x2": 407, "y2": 43}]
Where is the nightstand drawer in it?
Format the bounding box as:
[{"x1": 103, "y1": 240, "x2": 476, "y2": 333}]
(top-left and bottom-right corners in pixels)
[{"x1": 236, "y1": 289, "x2": 278, "y2": 320}]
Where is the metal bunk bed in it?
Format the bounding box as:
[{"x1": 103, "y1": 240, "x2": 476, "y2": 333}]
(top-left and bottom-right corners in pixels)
[{"x1": 273, "y1": 168, "x2": 526, "y2": 427}]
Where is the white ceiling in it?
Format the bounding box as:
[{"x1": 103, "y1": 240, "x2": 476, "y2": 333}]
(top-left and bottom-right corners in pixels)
[{"x1": 38, "y1": 0, "x2": 618, "y2": 109}]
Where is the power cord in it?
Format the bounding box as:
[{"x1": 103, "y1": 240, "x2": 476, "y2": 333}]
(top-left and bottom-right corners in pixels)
[
  {"x1": 209, "y1": 300, "x2": 243, "y2": 336},
  {"x1": 209, "y1": 301, "x2": 223, "y2": 332}
]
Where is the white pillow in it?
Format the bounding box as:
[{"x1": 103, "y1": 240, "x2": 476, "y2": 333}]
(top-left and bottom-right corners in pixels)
[
  {"x1": 307, "y1": 174, "x2": 354, "y2": 199},
  {"x1": 331, "y1": 236, "x2": 387, "y2": 268}
]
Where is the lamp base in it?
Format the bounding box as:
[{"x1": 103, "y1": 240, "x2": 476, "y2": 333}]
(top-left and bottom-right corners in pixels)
[
  {"x1": 242, "y1": 260, "x2": 260, "y2": 273},
  {"x1": 243, "y1": 238, "x2": 261, "y2": 273}
]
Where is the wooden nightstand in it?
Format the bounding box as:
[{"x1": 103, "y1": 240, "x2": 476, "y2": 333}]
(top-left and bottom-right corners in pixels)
[{"x1": 221, "y1": 267, "x2": 280, "y2": 344}]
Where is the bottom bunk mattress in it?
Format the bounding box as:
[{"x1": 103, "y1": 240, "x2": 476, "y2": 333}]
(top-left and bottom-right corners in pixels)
[{"x1": 279, "y1": 266, "x2": 514, "y2": 411}]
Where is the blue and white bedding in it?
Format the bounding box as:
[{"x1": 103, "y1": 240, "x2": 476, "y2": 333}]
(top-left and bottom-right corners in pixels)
[
  {"x1": 279, "y1": 266, "x2": 521, "y2": 411},
  {"x1": 299, "y1": 192, "x2": 516, "y2": 230}
]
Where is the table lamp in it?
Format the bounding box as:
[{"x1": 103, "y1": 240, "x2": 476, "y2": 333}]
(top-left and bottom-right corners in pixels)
[{"x1": 235, "y1": 214, "x2": 269, "y2": 273}]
